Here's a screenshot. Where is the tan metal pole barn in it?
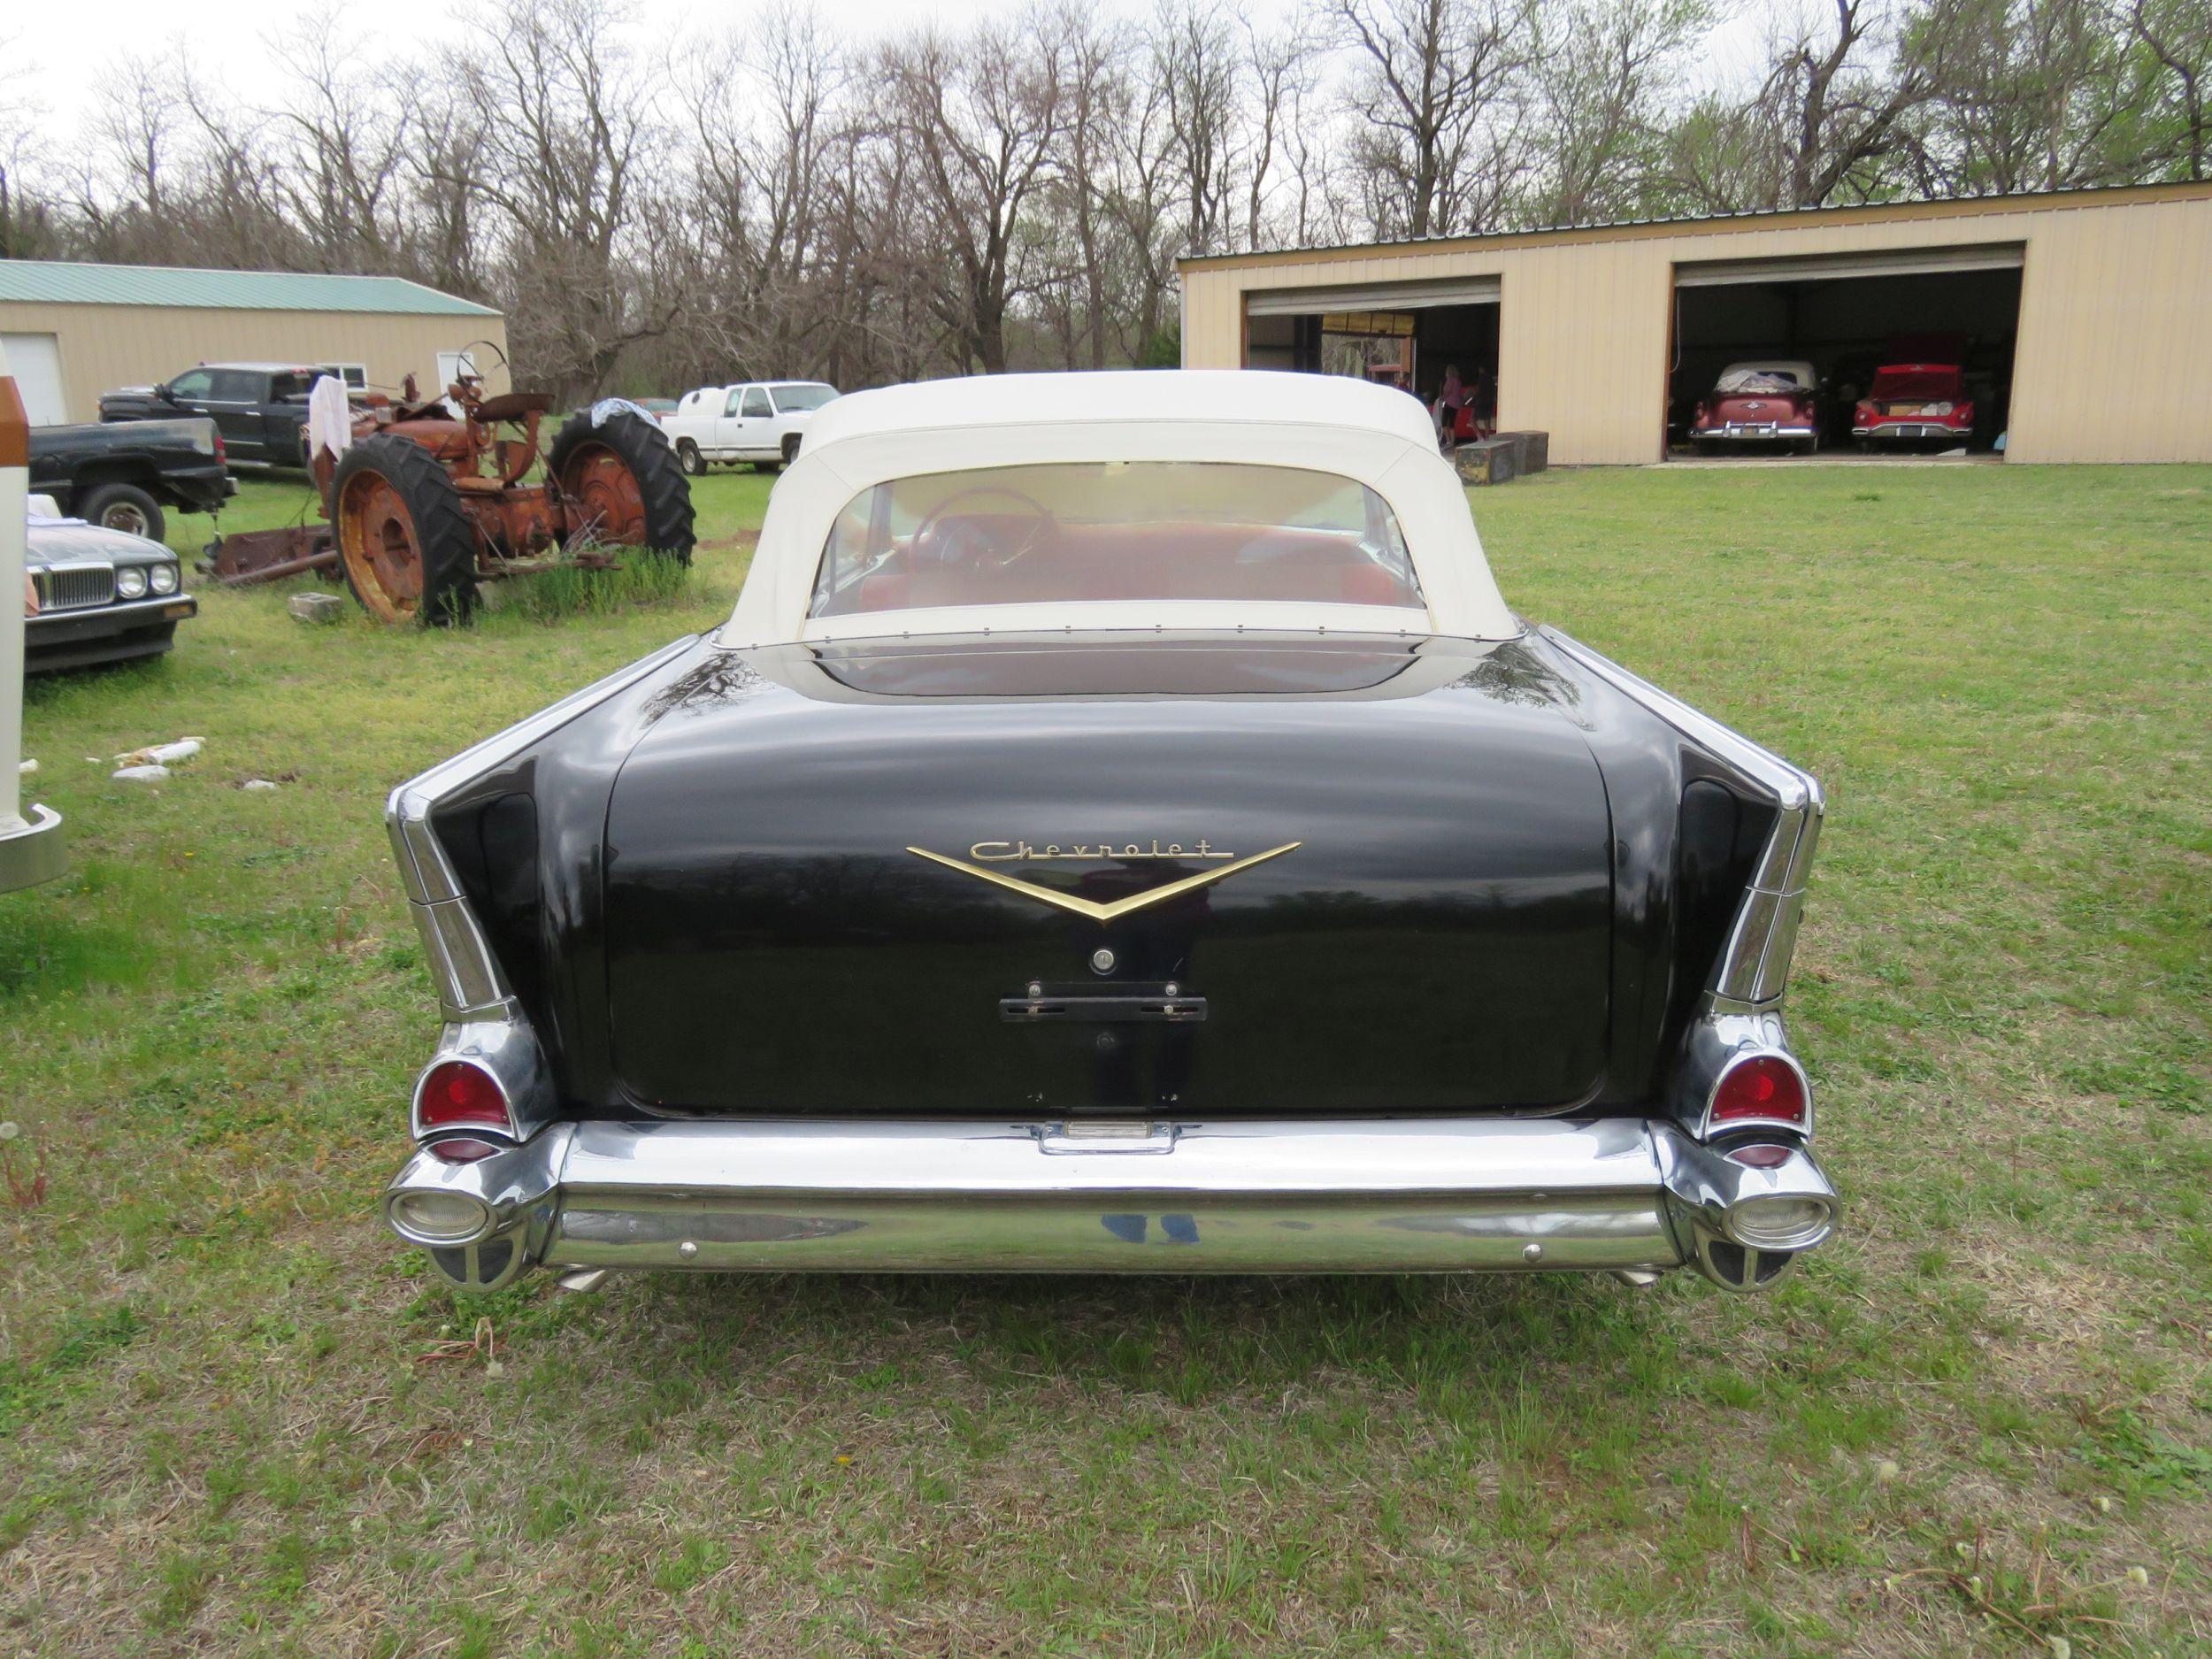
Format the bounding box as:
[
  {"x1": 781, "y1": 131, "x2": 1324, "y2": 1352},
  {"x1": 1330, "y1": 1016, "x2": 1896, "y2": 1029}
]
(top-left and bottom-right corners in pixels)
[
  {"x1": 1178, "y1": 181, "x2": 2212, "y2": 465},
  {"x1": 0, "y1": 264, "x2": 509, "y2": 426}
]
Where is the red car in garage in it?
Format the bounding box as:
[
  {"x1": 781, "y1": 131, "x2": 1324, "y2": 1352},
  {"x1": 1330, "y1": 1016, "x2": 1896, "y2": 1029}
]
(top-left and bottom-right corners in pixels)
[
  {"x1": 1853, "y1": 363, "x2": 1974, "y2": 449},
  {"x1": 1689, "y1": 361, "x2": 1820, "y2": 455}
]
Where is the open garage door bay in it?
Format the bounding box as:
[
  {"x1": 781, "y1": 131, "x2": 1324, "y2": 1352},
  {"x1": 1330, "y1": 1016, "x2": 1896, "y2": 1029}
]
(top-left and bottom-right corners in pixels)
[
  {"x1": 1669, "y1": 244, "x2": 2025, "y2": 458},
  {"x1": 1244, "y1": 278, "x2": 1502, "y2": 440}
]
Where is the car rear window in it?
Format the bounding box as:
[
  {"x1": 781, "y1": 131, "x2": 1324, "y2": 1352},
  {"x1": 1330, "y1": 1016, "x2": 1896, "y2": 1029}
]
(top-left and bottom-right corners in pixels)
[
  {"x1": 769, "y1": 383, "x2": 838, "y2": 412},
  {"x1": 809, "y1": 461, "x2": 1424, "y2": 619},
  {"x1": 1871, "y1": 366, "x2": 1962, "y2": 398}
]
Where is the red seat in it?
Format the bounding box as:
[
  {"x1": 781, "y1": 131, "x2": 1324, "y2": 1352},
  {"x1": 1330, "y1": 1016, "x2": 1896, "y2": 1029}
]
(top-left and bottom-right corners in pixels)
[
  {"x1": 856, "y1": 572, "x2": 911, "y2": 611},
  {"x1": 1339, "y1": 565, "x2": 1404, "y2": 606}
]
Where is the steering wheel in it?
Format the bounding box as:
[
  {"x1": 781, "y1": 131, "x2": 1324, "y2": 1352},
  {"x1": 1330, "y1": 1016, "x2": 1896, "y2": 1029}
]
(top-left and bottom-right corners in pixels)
[{"x1": 913, "y1": 485, "x2": 1058, "y2": 572}]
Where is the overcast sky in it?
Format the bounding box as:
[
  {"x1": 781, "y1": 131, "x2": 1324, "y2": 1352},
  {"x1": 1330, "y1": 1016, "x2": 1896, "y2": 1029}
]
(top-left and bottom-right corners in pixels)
[{"x1": 12, "y1": 0, "x2": 1782, "y2": 173}]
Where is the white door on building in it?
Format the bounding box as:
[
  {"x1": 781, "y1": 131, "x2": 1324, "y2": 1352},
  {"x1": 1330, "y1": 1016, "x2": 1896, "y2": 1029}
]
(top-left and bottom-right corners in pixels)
[
  {"x1": 434, "y1": 349, "x2": 480, "y2": 417},
  {"x1": 436, "y1": 349, "x2": 480, "y2": 391},
  {"x1": 0, "y1": 334, "x2": 68, "y2": 425}
]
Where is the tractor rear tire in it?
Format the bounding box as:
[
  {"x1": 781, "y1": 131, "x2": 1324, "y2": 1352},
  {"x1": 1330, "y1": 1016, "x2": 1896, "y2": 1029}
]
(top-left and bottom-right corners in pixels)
[
  {"x1": 332, "y1": 434, "x2": 480, "y2": 626},
  {"x1": 549, "y1": 411, "x2": 695, "y2": 565}
]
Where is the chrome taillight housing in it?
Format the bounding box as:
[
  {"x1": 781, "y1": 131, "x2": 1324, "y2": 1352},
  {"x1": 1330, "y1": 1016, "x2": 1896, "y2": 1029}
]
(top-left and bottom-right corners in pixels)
[
  {"x1": 1706, "y1": 1050, "x2": 1810, "y2": 1134},
  {"x1": 412, "y1": 1057, "x2": 514, "y2": 1163}
]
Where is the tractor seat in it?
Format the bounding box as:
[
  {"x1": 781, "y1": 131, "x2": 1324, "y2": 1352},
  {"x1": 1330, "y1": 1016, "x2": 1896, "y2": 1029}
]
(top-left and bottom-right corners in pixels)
[{"x1": 472, "y1": 391, "x2": 555, "y2": 422}]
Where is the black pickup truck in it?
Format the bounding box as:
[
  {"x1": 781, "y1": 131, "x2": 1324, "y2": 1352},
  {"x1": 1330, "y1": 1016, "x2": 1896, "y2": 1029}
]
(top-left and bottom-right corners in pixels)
[
  {"x1": 99, "y1": 362, "x2": 342, "y2": 471},
  {"x1": 29, "y1": 418, "x2": 233, "y2": 543}
]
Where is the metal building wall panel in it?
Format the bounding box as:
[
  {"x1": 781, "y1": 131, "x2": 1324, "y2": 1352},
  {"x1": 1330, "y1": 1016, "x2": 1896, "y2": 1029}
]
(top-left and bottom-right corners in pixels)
[
  {"x1": 0, "y1": 302, "x2": 512, "y2": 425},
  {"x1": 1181, "y1": 185, "x2": 2212, "y2": 464}
]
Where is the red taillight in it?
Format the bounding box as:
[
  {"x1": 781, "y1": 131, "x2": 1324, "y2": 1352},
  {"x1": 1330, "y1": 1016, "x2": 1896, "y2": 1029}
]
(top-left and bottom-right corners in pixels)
[
  {"x1": 418, "y1": 1060, "x2": 511, "y2": 1135},
  {"x1": 428, "y1": 1136, "x2": 502, "y2": 1164},
  {"x1": 1709, "y1": 1055, "x2": 1808, "y2": 1128},
  {"x1": 213, "y1": 434, "x2": 227, "y2": 464},
  {"x1": 1727, "y1": 1142, "x2": 1795, "y2": 1169}
]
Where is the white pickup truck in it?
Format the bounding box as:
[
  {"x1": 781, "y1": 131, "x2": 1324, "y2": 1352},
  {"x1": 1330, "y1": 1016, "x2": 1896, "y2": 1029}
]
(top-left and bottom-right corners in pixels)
[{"x1": 659, "y1": 381, "x2": 839, "y2": 475}]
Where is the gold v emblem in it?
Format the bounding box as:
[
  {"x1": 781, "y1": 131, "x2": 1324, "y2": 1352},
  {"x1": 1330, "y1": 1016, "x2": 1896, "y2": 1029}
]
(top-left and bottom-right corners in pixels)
[{"x1": 907, "y1": 841, "x2": 1302, "y2": 923}]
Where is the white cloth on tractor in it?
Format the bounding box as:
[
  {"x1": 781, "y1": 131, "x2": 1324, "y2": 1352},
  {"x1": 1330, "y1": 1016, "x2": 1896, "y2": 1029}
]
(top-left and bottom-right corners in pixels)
[{"x1": 306, "y1": 376, "x2": 353, "y2": 465}]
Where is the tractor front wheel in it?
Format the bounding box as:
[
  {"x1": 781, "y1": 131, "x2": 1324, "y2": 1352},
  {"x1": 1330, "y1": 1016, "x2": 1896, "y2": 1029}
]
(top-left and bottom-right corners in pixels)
[
  {"x1": 548, "y1": 411, "x2": 695, "y2": 565},
  {"x1": 332, "y1": 435, "x2": 480, "y2": 626}
]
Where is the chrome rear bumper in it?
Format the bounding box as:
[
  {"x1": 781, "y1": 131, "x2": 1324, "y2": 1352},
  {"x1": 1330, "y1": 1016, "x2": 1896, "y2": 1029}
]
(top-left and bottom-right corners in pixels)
[{"x1": 383, "y1": 1117, "x2": 1837, "y2": 1294}]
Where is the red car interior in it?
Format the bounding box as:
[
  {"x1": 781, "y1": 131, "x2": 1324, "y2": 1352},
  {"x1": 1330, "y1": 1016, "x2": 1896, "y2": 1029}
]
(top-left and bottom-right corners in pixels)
[{"x1": 822, "y1": 519, "x2": 1423, "y2": 615}]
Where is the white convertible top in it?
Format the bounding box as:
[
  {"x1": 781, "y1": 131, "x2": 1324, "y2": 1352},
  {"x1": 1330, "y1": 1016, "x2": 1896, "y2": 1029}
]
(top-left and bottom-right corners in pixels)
[{"x1": 718, "y1": 370, "x2": 1518, "y2": 646}]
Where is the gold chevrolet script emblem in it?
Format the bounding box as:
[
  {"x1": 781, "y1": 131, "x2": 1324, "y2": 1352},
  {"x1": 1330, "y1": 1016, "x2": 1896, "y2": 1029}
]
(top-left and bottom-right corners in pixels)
[{"x1": 906, "y1": 841, "x2": 1302, "y2": 923}]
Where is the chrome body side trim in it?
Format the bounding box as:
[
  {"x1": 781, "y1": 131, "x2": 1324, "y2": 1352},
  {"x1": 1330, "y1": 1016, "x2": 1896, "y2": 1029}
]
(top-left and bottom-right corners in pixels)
[
  {"x1": 384, "y1": 635, "x2": 697, "y2": 1009},
  {"x1": 1534, "y1": 625, "x2": 1824, "y2": 1010},
  {"x1": 381, "y1": 1115, "x2": 1838, "y2": 1288}
]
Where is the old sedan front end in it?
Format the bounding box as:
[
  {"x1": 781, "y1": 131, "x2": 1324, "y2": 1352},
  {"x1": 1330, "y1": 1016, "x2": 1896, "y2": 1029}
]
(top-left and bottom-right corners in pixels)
[
  {"x1": 380, "y1": 372, "x2": 1836, "y2": 1297},
  {"x1": 25, "y1": 508, "x2": 196, "y2": 672}
]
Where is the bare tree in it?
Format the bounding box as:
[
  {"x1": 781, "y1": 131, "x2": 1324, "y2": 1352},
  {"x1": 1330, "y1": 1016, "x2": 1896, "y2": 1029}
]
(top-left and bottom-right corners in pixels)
[
  {"x1": 1763, "y1": 0, "x2": 1939, "y2": 207},
  {"x1": 1242, "y1": 17, "x2": 1323, "y2": 249},
  {"x1": 2129, "y1": 0, "x2": 2212, "y2": 179},
  {"x1": 1328, "y1": 0, "x2": 1542, "y2": 238},
  {"x1": 435, "y1": 0, "x2": 673, "y2": 399},
  {"x1": 0, "y1": 33, "x2": 58, "y2": 258},
  {"x1": 881, "y1": 12, "x2": 1069, "y2": 373},
  {"x1": 264, "y1": 19, "x2": 417, "y2": 272},
  {"x1": 680, "y1": 1, "x2": 849, "y2": 383},
  {"x1": 1152, "y1": 0, "x2": 1245, "y2": 253},
  {"x1": 1052, "y1": 8, "x2": 1127, "y2": 369},
  {"x1": 1525, "y1": 0, "x2": 1710, "y2": 225}
]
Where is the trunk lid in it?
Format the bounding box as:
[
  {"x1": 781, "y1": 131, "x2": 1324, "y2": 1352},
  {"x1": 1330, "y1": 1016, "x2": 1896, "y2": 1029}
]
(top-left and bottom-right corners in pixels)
[{"x1": 602, "y1": 635, "x2": 1615, "y2": 1118}]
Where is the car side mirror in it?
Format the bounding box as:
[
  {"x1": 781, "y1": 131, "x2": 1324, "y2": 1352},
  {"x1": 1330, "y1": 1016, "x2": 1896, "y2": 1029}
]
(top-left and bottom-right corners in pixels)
[{"x1": 154, "y1": 382, "x2": 173, "y2": 401}]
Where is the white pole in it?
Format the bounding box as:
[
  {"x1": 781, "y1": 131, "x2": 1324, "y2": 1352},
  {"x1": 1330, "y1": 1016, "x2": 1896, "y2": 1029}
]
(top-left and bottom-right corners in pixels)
[
  {"x1": 1, "y1": 342, "x2": 27, "y2": 835},
  {"x1": 1, "y1": 340, "x2": 67, "y2": 890}
]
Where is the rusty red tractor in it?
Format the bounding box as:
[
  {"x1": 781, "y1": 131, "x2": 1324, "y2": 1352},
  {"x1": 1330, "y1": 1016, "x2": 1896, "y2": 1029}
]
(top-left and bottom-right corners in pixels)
[{"x1": 208, "y1": 371, "x2": 695, "y2": 624}]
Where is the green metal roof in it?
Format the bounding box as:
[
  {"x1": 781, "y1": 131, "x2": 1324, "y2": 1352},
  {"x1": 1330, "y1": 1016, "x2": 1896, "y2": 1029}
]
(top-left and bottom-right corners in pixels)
[{"x1": 0, "y1": 259, "x2": 500, "y2": 317}]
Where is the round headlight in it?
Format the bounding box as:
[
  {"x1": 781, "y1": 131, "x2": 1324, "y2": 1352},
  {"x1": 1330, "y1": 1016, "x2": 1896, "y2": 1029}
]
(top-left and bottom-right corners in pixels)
[
  {"x1": 1931, "y1": 402, "x2": 1954, "y2": 416},
  {"x1": 388, "y1": 1188, "x2": 495, "y2": 1245},
  {"x1": 115, "y1": 566, "x2": 149, "y2": 600},
  {"x1": 149, "y1": 562, "x2": 180, "y2": 595}
]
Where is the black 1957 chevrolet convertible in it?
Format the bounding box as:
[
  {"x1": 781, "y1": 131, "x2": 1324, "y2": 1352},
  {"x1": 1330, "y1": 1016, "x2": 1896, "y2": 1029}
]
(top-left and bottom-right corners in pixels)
[{"x1": 381, "y1": 372, "x2": 1834, "y2": 1296}]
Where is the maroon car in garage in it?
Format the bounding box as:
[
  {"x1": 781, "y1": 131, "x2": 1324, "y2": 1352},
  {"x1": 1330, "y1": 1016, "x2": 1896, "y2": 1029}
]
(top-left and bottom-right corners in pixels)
[
  {"x1": 1852, "y1": 363, "x2": 1974, "y2": 449},
  {"x1": 1689, "y1": 361, "x2": 1820, "y2": 455}
]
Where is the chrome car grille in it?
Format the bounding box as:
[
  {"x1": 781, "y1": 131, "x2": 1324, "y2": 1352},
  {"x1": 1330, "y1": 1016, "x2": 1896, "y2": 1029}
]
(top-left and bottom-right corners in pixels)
[{"x1": 35, "y1": 562, "x2": 118, "y2": 612}]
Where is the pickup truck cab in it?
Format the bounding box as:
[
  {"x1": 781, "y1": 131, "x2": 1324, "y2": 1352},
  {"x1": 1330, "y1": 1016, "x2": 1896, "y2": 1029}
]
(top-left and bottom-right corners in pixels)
[
  {"x1": 100, "y1": 362, "x2": 341, "y2": 471},
  {"x1": 661, "y1": 380, "x2": 838, "y2": 475}
]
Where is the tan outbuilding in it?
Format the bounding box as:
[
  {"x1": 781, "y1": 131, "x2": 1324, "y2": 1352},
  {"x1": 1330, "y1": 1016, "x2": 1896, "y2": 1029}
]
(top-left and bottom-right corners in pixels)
[
  {"x1": 1179, "y1": 180, "x2": 2212, "y2": 465},
  {"x1": 0, "y1": 261, "x2": 509, "y2": 426}
]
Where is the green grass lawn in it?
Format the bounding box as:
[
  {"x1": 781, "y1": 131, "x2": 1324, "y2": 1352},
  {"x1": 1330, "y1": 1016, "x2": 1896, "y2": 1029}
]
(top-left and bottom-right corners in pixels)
[{"x1": 4, "y1": 462, "x2": 2208, "y2": 1655}]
